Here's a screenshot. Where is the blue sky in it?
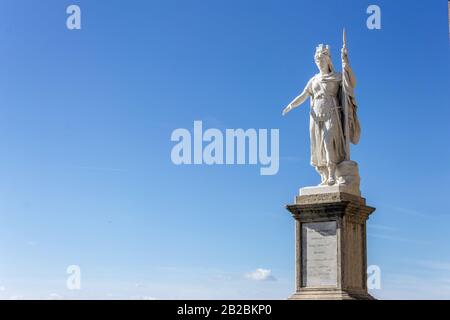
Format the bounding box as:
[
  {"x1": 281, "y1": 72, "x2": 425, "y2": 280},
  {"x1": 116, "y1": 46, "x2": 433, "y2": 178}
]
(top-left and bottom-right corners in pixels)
[{"x1": 0, "y1": 0, "x2": 449, "y2": 299}]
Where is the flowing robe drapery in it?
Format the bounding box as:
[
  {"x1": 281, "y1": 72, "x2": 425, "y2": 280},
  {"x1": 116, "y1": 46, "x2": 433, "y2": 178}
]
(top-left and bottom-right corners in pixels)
[
  {"x1": 304, "y1": 72, "x2": 360, "y2": 168},
  {"x1": 342, "y1": 65, "x2": 361, "y2": 145}
]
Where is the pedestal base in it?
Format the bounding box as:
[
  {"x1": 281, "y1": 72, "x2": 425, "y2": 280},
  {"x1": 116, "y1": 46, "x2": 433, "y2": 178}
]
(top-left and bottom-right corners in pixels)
[
  {"x1": 289, "y1": 289, "x2": 375, "y2": 300},
  {"x1": 300, "y1": 184, "x2": 360, "y2": 197},
  {"x1": 286, "y1": 191, "x2": 376, "y2": 300}
]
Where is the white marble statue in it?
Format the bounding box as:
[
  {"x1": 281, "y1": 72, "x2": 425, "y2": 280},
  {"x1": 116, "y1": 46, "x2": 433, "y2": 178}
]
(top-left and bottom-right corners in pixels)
[{"x1": 282, "y1": 31, "x2": 361, "y2": 192}]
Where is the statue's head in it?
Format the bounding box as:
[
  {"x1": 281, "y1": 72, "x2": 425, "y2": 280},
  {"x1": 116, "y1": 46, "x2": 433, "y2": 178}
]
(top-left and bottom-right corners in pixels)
[{"x1": 314, "y1": 44, "x2": 334, "y2": 74}]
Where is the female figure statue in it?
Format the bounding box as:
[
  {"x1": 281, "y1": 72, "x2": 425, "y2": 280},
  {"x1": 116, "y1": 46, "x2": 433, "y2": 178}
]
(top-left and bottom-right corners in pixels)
[{"x1": 283, "y1": 43, "x2": 360, "y2": 187}]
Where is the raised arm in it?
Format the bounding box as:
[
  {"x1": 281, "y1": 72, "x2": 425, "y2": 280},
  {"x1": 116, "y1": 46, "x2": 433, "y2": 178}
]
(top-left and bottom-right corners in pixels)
[{"x1": 282, "y1": 88, "x2": 311, "y2": 116}]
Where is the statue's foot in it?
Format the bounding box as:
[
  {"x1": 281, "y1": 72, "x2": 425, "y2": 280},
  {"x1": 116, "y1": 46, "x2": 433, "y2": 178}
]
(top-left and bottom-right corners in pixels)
[
  {"x1": 327, "y1": 177, "x2": 336, "y2": 186},
  {"x1": 337, "y1": 176, "x2": 346, "y2": 185}
]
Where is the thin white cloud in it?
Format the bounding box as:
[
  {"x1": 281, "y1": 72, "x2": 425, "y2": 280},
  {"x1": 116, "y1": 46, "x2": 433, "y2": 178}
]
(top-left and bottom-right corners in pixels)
[
  {"x1": 202, "y1": 116, "x2": 228, "y2": 130},
  {"x1": 369, "y1": 233, "x2": 431, "y2": 245},
  {"x1": 130, "y1": 296, "x2": 156, "y2": 300},
  {"x1": 383, "y1": 204, "x2": 432, "y2": 219},
  {"x1": 68, "y1": 165, "x2": 128, "y2": 173},
  {"x1": 245, "y1": 268, "x2": 276, "y2": 281},
  {"x1": 375, "y1": 273, "x2": 450, "y2": 300},
  {"x1": 48, "y1": 293, "x2": 64, "y2": 300},
  {"x1": 280, "y1": 156, "x2": 303, "y2": 162},
  {"x1": 416, "y1": 260, "x2": 450, "y2": 272},
  {"x1": 27, "y1": 241, "x2": 37, "y2": 247},
  {"x1": 367, "y1": 224, "x2": 396, "y2": 231}
]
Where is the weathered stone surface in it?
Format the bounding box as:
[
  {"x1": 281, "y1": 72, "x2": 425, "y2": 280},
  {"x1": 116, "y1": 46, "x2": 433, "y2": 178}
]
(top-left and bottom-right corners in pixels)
[
  {"x1": 294, "y1": 191, "x2": 365, "y2": 206},
  {"x1": 300, "y1": 183, "x2": 360, "y2": 197},
  {"x1": 286, "y1": 190, "x2": 375, "y2": 300},
  {"x1": 301, "y1": 221, "x2": 338, "y2": 287},
  {"x1": 289, "y1": 288, "x2": 375, "y2": 300}
]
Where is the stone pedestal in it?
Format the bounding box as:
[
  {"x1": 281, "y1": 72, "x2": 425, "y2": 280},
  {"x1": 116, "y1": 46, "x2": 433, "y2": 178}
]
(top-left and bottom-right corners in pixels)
[{"x1": 286, "y1": 189, "x2": 375, "y2": 300}]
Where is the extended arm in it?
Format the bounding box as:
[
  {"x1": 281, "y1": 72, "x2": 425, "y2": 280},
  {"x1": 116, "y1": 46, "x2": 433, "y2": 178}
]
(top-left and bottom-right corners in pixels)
[{"x1": 282, "y1": 89, "x2": 310, "y2": 116}]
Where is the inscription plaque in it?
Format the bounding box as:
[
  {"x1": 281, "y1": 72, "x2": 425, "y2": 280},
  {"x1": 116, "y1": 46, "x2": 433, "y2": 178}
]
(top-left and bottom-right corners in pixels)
[{"x1": 301, "y1": 221, "x2": 337, "y2": 287}]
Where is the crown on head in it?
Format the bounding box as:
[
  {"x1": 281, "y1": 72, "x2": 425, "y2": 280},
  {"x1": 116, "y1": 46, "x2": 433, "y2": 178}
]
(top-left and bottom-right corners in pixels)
[{"x1": 315, "y1": 44, "x2": 330, "y2": 56}]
